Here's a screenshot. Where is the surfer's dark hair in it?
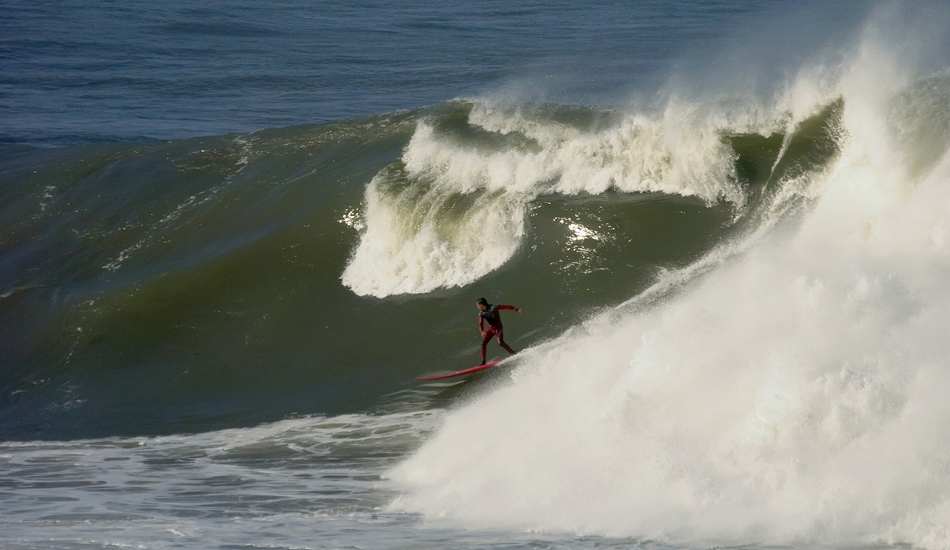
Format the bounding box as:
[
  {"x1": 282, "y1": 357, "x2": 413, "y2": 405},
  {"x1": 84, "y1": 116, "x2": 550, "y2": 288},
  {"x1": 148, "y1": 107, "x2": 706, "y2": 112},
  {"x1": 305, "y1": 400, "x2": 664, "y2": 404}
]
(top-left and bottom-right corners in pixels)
[{"x1": 476, "y1": 297, "x2": 488, "y2": 306}]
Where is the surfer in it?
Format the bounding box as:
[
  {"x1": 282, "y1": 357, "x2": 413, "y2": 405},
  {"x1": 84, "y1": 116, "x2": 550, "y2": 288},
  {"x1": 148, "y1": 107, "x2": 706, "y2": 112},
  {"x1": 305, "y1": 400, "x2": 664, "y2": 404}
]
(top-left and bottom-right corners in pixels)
[{"x1": 476, "y1": 297, "x2": 523, "y2": 365}]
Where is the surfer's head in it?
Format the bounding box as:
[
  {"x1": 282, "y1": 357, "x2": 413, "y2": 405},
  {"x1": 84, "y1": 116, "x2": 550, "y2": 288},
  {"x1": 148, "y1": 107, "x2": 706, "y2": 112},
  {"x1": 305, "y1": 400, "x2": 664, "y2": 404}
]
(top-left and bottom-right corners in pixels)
[{"x1": 476, "y1": 297, "x2": 489, "y2": 311}]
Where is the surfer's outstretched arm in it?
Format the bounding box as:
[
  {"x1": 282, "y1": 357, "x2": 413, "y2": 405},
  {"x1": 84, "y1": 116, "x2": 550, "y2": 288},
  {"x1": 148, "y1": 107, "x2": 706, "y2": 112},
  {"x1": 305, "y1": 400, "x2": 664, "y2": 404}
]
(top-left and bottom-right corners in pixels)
[{"x1": 496, "y1": 304, "x2": 524, "y2": 314}]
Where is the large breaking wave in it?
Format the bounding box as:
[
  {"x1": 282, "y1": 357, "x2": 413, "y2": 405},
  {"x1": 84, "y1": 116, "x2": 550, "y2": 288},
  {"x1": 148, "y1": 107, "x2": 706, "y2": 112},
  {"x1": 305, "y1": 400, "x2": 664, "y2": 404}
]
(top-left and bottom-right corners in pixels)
[{"x1": 386, "y1": 5, "x2": 950, "y2": 549}]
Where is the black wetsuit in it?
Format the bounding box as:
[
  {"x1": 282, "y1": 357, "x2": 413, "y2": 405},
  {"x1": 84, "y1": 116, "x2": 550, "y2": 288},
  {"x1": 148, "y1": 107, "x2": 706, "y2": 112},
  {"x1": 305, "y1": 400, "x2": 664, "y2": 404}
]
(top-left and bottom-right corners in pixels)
[{"x1": 479, "y1": 304, "x2": 506, "y2": 329}]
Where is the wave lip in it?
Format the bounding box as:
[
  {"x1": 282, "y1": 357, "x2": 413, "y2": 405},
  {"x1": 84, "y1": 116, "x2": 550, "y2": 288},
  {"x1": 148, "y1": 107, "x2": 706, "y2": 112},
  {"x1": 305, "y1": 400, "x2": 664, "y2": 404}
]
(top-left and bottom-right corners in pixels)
[{"x1": 342, "y1": 100, "x2": 755, "y2": 298}]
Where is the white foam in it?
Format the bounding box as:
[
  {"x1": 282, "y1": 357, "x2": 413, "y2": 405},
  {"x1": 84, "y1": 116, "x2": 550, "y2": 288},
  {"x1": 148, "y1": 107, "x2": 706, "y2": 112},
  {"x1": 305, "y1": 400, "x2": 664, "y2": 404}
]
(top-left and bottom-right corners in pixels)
[
  {"x1": 341, "y1": 172, "x2": 528, "y2": 297},
  {"x1": 0, "y1": 411, "x2": 441, "y2": 550},
  {"x1": 386, "y1": 14, "x2": 950, "y2": 549}
]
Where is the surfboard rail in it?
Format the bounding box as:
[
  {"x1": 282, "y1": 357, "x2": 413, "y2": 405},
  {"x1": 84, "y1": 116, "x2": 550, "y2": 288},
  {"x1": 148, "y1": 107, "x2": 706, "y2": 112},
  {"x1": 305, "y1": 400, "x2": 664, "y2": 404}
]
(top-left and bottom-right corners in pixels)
[{"x1": 417, "y1": 360, "x2": 503, "y2": 381}]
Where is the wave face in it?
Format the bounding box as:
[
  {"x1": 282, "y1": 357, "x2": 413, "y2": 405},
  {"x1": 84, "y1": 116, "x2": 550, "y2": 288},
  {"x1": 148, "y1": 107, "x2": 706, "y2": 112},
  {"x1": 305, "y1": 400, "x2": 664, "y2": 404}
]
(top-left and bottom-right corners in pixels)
[
  {"x1": 2, "y1": 102, "x2": 820, "y2": 439},
  {"x1": 388, "y1": 7, "x2": 950, "y2": 549}
]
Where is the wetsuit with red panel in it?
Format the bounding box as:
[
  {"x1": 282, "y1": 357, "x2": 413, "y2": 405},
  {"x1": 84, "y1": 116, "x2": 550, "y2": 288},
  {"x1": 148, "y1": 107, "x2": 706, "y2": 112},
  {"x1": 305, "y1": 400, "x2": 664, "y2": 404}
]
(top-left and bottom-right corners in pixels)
[{"x1": 479, "y1": 304, "x2": 517, "y2": 364}]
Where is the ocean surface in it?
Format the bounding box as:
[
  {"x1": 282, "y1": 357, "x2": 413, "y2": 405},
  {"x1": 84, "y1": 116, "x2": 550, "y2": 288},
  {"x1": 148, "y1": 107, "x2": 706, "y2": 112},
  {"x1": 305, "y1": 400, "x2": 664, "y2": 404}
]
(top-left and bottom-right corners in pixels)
[{"x1": 4, "y1": 1, "x2": 950, "y2": 549}]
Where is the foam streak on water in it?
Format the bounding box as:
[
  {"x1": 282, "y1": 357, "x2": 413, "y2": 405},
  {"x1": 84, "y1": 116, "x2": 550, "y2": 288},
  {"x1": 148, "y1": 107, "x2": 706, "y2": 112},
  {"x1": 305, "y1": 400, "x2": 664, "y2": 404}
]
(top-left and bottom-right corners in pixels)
[{"x1": 0, "y1": 412, "x2": 438, "y2": 549}]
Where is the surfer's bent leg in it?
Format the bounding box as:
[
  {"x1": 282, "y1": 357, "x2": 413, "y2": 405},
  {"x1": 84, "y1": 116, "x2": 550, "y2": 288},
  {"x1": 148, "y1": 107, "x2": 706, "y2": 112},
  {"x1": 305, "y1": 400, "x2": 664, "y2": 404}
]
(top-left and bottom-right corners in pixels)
[{"x1": 497, "y1": 331, "x2": 516, "y2": 355}]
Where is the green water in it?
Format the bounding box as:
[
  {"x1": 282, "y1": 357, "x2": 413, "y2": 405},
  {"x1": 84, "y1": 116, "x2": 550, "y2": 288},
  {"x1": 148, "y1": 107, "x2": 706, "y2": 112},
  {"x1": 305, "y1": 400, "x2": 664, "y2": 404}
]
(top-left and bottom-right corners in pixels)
[{"x1": 0, "y1": 100, "x2": 841, "y2": 439}]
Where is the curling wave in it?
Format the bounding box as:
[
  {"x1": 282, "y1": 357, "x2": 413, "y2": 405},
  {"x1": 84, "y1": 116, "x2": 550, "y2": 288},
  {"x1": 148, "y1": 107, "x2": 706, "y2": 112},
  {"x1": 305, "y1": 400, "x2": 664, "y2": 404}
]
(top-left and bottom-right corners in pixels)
[{"x1": 341, "y1": 96, "x2": 805, "y2": 297}]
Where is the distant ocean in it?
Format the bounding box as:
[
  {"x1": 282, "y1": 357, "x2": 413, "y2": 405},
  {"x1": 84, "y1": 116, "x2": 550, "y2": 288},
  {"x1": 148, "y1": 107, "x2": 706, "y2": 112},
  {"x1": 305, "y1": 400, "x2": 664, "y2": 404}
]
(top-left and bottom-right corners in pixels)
[{"x1": 4, "y1": 1, "x2": 950, "y2": 549}]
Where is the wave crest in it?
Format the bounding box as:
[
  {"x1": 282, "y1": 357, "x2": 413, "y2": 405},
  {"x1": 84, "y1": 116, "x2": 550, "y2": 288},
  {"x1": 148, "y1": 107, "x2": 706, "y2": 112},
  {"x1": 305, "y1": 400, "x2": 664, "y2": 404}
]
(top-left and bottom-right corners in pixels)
[{"x1": 342, "y1": 99, "x2": 770, "y2": 297}]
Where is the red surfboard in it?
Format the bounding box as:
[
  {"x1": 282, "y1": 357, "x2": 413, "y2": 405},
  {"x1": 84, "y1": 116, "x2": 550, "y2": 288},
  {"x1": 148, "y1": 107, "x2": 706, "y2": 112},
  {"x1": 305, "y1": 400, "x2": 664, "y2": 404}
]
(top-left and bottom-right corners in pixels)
[{"x1": 417, "y1": 360, "x2": 503, "y2": 381}]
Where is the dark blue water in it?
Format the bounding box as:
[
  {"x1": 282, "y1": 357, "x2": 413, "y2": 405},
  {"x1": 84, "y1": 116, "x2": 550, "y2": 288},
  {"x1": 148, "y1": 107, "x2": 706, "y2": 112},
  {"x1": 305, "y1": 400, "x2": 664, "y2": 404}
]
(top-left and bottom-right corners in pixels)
[{"x1": 0, "y1": 0, "x2": 803, "y2": 145}]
